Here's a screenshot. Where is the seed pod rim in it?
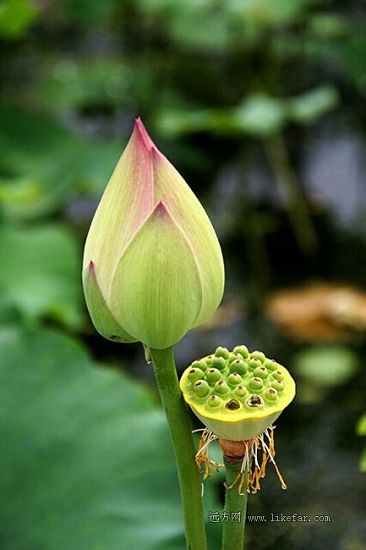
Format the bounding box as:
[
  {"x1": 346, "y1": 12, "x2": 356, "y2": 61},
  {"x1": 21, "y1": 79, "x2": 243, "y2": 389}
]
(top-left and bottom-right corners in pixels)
[{"x1": 180, "y1": 355, "x2": 296, "y2": 424}]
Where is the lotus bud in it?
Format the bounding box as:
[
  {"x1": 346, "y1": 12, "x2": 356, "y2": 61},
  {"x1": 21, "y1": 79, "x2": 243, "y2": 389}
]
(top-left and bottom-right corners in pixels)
[{"x1": 82, "y1": 118, "x2": 224, "y2": 349}]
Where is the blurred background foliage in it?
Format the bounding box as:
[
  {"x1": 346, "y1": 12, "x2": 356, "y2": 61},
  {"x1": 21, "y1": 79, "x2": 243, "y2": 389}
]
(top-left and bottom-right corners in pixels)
[{"x1": 0, "y1": 0, "x2": 365, "y2": 549}]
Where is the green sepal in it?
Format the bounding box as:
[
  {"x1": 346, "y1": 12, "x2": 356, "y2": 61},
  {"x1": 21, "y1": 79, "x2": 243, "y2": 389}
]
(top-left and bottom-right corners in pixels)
[{"x1": 82, "y1": 261, "x2": 137, "y2": 343}]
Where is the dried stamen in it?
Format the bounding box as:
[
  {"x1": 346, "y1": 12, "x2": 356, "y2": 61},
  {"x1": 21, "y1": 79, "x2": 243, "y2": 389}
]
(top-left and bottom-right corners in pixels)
[
  {"x1": 217, "y1": 425, "x2": 287, "y2": 494},
  {"x1": 194, "y1": 428, "x2": 224, "y2": 480}
]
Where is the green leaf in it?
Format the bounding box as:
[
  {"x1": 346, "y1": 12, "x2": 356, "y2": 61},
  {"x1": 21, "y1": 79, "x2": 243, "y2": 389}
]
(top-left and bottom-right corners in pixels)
[
  {"x1": 228, "y1": 0, "x2": 314, "y2": 26},
  {"x1": 0, "y1": 326, "x2": 221, "y2": 549},
  {"x1": 287, "y1": 86, "x2": 339, "y2": 124},
  {"x1": 0, "y1": 0, "x2": 37, "y2": 39},
  {"x1": 0, "y1": 176, "x2": 46, "y2": 221},
  {"x1": 37, "y1": 59, "x2": 152, "y2": 110},
  {"x1": 0, "y1": 104, "x2": 122, "y2": 217},
  {"x1": 156, "y1": 95, "x2": 287, "y2": 138},
  {"x1": 356, "y1": 414, "x2": 366, "y2": 436},
  {"x1": 308, "y1": 13, "x2": 349, "y2": 40},
  {"x1": 0, "y1": 224, "x2": 83, "y2": 329},
  {"x1": 0, "y1": 326, "x2": 186, "y2": 549},
  {"x1": 294, "y1": 345, "x2": 359, "y2": 387},
  {"x1": 340, "y1": 30, "x2": 366, "y2": 88},
  {"x1": 65, "y1": 0, "x2": 120, "y2": 25},
  {"x1": 233, "y1": 95, "x2": 287, "y2": 136}
]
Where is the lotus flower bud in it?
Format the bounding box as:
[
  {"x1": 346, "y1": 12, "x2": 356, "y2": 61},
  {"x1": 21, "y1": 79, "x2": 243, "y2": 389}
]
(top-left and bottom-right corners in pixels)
[
  {"x1": 180, "y1": 346, "x2": 295, "y2": 441},
  {"x1": 82, "y1": 118, "x2": 224, "y2": 349}
]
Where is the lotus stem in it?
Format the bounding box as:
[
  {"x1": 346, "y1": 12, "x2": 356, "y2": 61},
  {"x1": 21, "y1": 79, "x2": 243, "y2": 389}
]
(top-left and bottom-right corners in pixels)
[
  {"x1": 222, "y1": 460, "x2": 248, "y2": 550},
  {"x1": 150, "y1": 347, "x2": 207, "y2": 550}
]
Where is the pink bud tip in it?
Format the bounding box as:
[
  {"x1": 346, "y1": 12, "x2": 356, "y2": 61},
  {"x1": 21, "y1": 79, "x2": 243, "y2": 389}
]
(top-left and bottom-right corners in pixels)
[
  {"x1": 88, "y1": 260, "x2": 95, "y2": 271},
  {"x1": 134, "y1": 117, "x2": 161, "y2": 156}
]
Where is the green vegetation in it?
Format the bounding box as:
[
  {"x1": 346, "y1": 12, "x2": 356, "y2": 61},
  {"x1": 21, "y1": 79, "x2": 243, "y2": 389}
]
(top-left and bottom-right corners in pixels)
[{"x1": 0, "y1": 1, "x2": 365, "y2": 548}]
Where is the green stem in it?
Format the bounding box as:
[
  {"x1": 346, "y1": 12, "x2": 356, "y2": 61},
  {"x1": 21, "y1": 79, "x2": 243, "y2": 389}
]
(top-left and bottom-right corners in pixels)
[
  {"x1": 150, "y1": 347, "x2": 207, "y2": 550},
  {"x1": 222, "y1": 460, "x2": 248, "y2": 550},
  {"x1": 264, "y1": 133, "x2": 318, "y2": 255}
]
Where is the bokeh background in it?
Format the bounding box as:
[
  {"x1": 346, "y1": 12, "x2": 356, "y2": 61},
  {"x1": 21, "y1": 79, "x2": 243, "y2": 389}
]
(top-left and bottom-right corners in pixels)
[{"x1": 1, "y1": 1, "x2": 365, "y2": 549}]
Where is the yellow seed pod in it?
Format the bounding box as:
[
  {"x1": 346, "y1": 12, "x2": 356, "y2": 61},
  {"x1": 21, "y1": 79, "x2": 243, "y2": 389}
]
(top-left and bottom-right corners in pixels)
[{"x1": 180, "y1": 346, "x2": 296, "y2": 441}]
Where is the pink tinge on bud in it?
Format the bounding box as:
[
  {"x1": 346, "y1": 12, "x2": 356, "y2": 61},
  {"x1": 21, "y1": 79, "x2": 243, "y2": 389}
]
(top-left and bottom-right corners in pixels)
[
  {"x1": 133, "y1": 117, "x2": 159, "y2": 154},
  {"x1": 82, "y1": 117, "x2": 224, "y2": 348},
  {"x1": 154, "y1": 200, "x2": 171, "y2": 218}
]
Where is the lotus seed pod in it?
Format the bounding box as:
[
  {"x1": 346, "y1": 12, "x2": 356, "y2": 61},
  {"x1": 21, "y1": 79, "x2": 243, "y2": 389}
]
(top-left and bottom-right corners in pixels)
[
  {"x1": 264, "y1": 388, "x2": 278, "y2": 402},
  {"x1": 229, "y1": 359, "x2": 247, "y2": 375},
  {"x1": 191, "y1": 359, "x2": 208, "y2": 371},
  {"x1": 234, "y1": 385, "x2": 247, "y2": 397},
  {"x1": 251, "y1": 351, "x2": 266, "y2": 363},
  {"x1": 206, "y1": 368, "x2": 222, "y2": 385},
  {"x1": 272, "y1": 380, "x2": 284, "y2": 392},
  {"x1": 82, "y1": 118, "x2": 224, "y2": 350},
  {"x1": 248, "y1": 358, "x2": 262, "y2": 370},
  {"x1": 215, "y1": 380, "x2": 230, "y2": 395},
  {"x1": 246, "y1": 394, "x2": 264, "y2": 408},
  {"x1": 193, "y1": 380, "x2": 210, "y2": 397},
  {"x1": 180, "y1": 346, "x2": 296, "y2": 441},
  {"x1": 228, "y1": 353, "x2": 243, "y2": 364},
  {"x1": 215, "y1": 346, "x2": 230, "y2": 359},
  {"x1": 188, "y1": 368, "x2": 205, "y2": 384},
  {"x1": 208, "y1": 395, "x2": 222, "y2": 408},
  {"x1": 228, "y1": 372, "x2": 243, "y2": 386},
  {"x1": 233, "y1": 345, "x2": 249, "y2": 359},
  {"x1": 211, "y1": 356, "x2": 227, "y2": 371},
  {"x1": 273, "y1": 370, "x2": 285, "y2": 381},
  {"x1": 264, "y1": 359, "x2": 277, "y2": 371},
  {"x1": 248, "y1": 376, "x2": 264, "y2": 391},
  {"x1": 254, "y1": 366, "x2": 268, "y2": 379}
]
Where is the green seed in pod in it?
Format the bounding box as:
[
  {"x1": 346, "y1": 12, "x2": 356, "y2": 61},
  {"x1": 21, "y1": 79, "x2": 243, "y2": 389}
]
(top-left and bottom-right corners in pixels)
[
  {"x1": 215, "y1": 346, "x2": 230, "y2": 359},
  {"x1": 206, "y1": 368, "x2": 221, "y2": 385},
  {"x1": 211, "y1": 356, "x2": 227, "y2": 371},
  {"x1": 205, "y1": 355, "x2": 214, "y2": 366},
  {"x1": 193, "y1": 380, "x2": 210, "y2": 397},
  {"x1": 248, "y1": 358, "x2": 262, "y2": 370},
  {"x1": 215, "y1": 380, "x2": 230, "y2": 395},
  {"x1": 233, "y1": 345, "x2": 249, "y2": 359},
  {"x1": 208, "y1": 394, "x2": 222, "y2": 408},
  {"x1": 271, "y1": 380, "x2": 284, "y2": 392},
  {"x1": 272, "y1": 370, "x2": 284, "y2": 381},
  {"x1": 228, "y1": 372, "x2": 243, "y2": 386},
  {"x1": 191, "y1": 359, "x2": 208, "y2": 371},
  {"x1": 228, "y1": 352, "x2": 243, "y2": 364},
  {"x1": 264, "y1": 359, "x2": 277, "y2": 371},
  {"x1": 264, "y1": 387, "x2": 278, "y2": 402},
  {"x1": 188, "y1": 368, "x2": 205, "y2": 383},
  {"x1": 253, "y1": 366, "x2": 268, "y2": 380},
  {"x1": 229, "y1": 359, "x2": 247, "y2": 375},
  {"x1": 234, "y1": 385, "x2": 247, "y2": 397},
  {"x1": 251, "y1": 351, "x2": 266, "y2": 363},
  {"x1": 248, "y1": 377, "x2": 264, "y2": 390}
]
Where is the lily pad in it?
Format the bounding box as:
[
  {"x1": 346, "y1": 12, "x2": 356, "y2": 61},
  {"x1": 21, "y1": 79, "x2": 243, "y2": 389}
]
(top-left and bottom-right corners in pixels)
[
  {"x1": 0, "y1": 224, "x2": 83, "y2": 329},
  {"x1": 0, "y1": 326, "x2": 220, "y2": 549},
  {"x1": 0, "y1": 104, "x2": 122, "y2": 216},
  {"x1": 293, "y1": 345, "x2": 359, "y2": 387}
]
